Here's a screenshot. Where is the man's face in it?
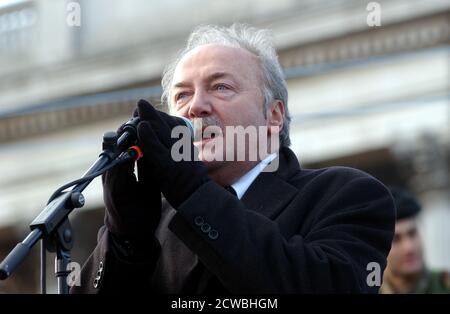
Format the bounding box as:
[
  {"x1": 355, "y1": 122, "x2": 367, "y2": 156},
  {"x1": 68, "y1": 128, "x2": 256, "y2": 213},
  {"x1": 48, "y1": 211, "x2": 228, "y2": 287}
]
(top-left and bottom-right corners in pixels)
[
  {"x1": 386, "y1": 217, "x2": 424, "y2": 277},
  {"x1": 169, "y1": 44, "x2": 270, "y2": 169}
]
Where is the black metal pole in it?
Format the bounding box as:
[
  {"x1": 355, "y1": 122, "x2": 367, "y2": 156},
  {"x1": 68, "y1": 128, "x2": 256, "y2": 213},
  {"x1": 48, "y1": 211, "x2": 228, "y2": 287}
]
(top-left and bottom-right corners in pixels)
[
  {"x1": 0, "y1": 120, "x2": 140, "y2": 292},
  {"x1": 41, "y1": 239, "x2": 46, "y2": 294},
  {"x1": 0, "y1": 229, "x2": 42, "y2": 280},
  {"x1": 55, "y1": 248, "x2": 71, "y2": 294}
]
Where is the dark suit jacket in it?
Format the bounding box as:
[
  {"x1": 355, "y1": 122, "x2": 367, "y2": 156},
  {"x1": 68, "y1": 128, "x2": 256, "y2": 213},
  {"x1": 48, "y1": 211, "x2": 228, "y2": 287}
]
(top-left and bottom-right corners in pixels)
[{"x1": 71, "y1": 147, "x2": 395, "y2": 294}]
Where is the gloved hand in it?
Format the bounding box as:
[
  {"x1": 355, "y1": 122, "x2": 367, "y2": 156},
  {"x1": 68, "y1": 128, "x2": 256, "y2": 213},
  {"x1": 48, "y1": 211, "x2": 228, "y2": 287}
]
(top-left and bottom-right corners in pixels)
[
  {"x1": 135, "y1": 99, "x2": 210, "y2": 209},
  {"x1": 102, "y1": 123, "x2": 162, "y2": 245}
]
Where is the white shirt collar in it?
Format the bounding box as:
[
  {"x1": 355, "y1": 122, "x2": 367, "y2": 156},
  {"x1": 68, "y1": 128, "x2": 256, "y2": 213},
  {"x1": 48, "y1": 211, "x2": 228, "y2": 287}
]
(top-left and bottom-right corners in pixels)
[{"x1": 230, "y1": 153, "x2": 277, "y2": 199}]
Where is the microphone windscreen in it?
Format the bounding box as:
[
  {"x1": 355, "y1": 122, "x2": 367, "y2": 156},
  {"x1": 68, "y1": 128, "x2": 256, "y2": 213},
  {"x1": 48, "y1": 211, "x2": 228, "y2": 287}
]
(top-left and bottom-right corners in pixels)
[{"x1": 175, "y1": 116, "x2": 195, "y2": 139}]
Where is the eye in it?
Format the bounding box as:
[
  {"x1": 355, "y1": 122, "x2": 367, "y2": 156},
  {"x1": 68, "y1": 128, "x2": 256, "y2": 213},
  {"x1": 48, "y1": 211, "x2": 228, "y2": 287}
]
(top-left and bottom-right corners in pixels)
[
  {"x1": 393, "y1": 234, "x2": 400, "y2": 244},
  {"x1": 214, "y1": 84, "x2": 230, "y2": 91},
  {"x1": 175, "y1": 92, "x2": 188, "y2": 101},
  {"x1": 408, "y1": 228, "x2": 418, "y2": 238}
]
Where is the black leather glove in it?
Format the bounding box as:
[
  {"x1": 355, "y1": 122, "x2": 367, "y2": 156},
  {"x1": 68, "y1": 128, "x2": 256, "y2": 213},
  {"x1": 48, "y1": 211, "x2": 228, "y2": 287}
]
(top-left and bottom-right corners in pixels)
[
  {"x1": 135, "y1": 99, "x2": 210, "y2": 209},
  {"x1": 102, "y1": 124, "x2": 162, "y2": 245}
]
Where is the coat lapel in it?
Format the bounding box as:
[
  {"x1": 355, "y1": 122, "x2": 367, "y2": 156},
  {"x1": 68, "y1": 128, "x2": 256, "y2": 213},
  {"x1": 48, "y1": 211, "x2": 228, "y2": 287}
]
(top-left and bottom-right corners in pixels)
[
  {"x1": 195, "y1": 148, "x2": 302, "y2": 293},
  {"x1": 240, "y1": 147, "x2": 300, "y2": 219}
]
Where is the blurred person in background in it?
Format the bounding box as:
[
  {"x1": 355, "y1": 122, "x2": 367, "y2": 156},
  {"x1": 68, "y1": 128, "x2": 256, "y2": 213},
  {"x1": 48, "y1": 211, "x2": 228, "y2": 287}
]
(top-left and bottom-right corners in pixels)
[{"x1": 380, "y1": 187, "x2": 450, "y2": 294}]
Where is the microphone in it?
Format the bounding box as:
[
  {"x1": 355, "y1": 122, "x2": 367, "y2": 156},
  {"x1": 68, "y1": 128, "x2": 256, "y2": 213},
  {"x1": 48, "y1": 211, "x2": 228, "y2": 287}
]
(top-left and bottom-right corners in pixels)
[
  {"x1": 116, "y1": 116, "x2": 141, "y2": 151},
  {"x1": 174, "y1": 116, "x2": 195, "y2": 140}
]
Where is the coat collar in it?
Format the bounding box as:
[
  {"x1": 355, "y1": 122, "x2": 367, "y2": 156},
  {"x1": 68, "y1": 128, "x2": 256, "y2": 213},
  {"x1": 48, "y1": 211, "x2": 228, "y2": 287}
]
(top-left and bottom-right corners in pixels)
[{"x1": 240, "y1": 147, "x2": 300, "y2": 219}]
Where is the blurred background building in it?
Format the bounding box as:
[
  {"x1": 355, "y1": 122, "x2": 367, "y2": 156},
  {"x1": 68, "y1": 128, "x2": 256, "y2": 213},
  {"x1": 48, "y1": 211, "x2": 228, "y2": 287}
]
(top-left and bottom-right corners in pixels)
[{"x1": 0, "y1": 0, "x2": 449, "y2": 293}]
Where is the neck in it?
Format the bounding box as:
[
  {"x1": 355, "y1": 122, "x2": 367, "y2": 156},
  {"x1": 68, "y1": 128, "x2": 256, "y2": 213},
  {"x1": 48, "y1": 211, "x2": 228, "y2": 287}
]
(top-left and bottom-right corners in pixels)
[
  {"x1": 384, "y1": 270, "x2": 422, "y2": 293},
  {"x1": 206, "y1": 160, "x2": 259, "y2": 187}
]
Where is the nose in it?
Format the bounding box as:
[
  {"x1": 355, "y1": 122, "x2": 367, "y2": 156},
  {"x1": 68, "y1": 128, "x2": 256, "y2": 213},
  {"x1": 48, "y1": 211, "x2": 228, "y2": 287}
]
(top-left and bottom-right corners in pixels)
[
  {"x1": 188, "y1": 90, "x2": 212, "y2": 119},
  {"x1": 401, "y1": 237, "x2": 419, "y2": 255}
]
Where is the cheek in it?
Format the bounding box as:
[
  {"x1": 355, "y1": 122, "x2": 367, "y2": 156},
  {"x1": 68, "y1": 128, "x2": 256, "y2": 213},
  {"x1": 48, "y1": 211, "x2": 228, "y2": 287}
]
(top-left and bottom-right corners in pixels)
[
  {"x1": 234, "y1": 104, "x2": 266, "y2": 126},
  {"x1": 171, "y1": 105, "x2": 189, "y2": 118},
  {"x1": 214, "y1": 92, "x2": 266, "y2": 127},
  {"x1": 411, "y1": 237, "x2": 422, "y2": 253},
  {"x1": 388, "y1": 247, "x2": 400, "y2": 262}
]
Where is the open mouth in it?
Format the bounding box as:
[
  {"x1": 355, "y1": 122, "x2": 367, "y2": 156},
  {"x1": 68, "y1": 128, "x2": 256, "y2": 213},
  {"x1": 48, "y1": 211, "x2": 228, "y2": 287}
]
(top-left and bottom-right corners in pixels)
[
  {"x1": 194, "y1": 133, "x2": 216, "y2": 144},
  {"x1": 194, "y1": 126, "x2": 222, "y2": 143}
]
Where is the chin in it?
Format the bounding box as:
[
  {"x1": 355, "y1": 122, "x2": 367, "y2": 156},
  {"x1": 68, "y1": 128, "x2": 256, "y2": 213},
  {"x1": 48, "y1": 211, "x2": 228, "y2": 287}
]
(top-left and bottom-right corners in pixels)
[
  {"x1": 197, "y1": 153, "x2": 223, "y2": 169},
  {"x1": 202, "y1": 159, "x2": 222, "y2": 168},
  {"x1": 196, "y1": 145, "x2": 225, "y2": 163}
]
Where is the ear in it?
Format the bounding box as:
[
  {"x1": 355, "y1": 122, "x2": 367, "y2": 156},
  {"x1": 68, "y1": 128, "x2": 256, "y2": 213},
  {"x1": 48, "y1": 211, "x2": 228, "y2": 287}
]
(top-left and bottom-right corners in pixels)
[{"x1": 266, "y1": 100, "x2": 284, "y2": 136}]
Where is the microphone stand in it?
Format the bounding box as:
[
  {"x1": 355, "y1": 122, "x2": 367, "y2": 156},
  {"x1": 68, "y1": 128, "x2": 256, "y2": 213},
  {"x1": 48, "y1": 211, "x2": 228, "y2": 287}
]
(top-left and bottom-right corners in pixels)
[{"x1": 0, "y1": 118, "x2": 140, "y2": 294}]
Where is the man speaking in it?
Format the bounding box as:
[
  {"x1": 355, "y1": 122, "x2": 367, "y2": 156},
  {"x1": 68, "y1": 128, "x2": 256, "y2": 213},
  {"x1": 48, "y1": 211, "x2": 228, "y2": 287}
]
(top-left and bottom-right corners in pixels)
[{"x1": 71, "y1": 24, "x2": 395, "y2": 294}]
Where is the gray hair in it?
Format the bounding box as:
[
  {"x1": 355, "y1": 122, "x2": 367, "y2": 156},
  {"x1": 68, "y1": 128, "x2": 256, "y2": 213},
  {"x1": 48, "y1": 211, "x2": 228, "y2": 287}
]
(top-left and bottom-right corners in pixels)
[{"x1": 161, "y1": 23, "x2": 291, "y2": 147}]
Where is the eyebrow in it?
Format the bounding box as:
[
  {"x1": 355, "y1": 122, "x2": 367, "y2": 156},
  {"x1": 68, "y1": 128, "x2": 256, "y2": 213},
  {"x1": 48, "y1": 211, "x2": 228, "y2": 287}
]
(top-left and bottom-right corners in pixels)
[
  {"x1": 209, "y1": 72, "x2": 235, "y2": 81},
  {"x1": 172, "y1": 72, "x2": 236, "y2": 89}
]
